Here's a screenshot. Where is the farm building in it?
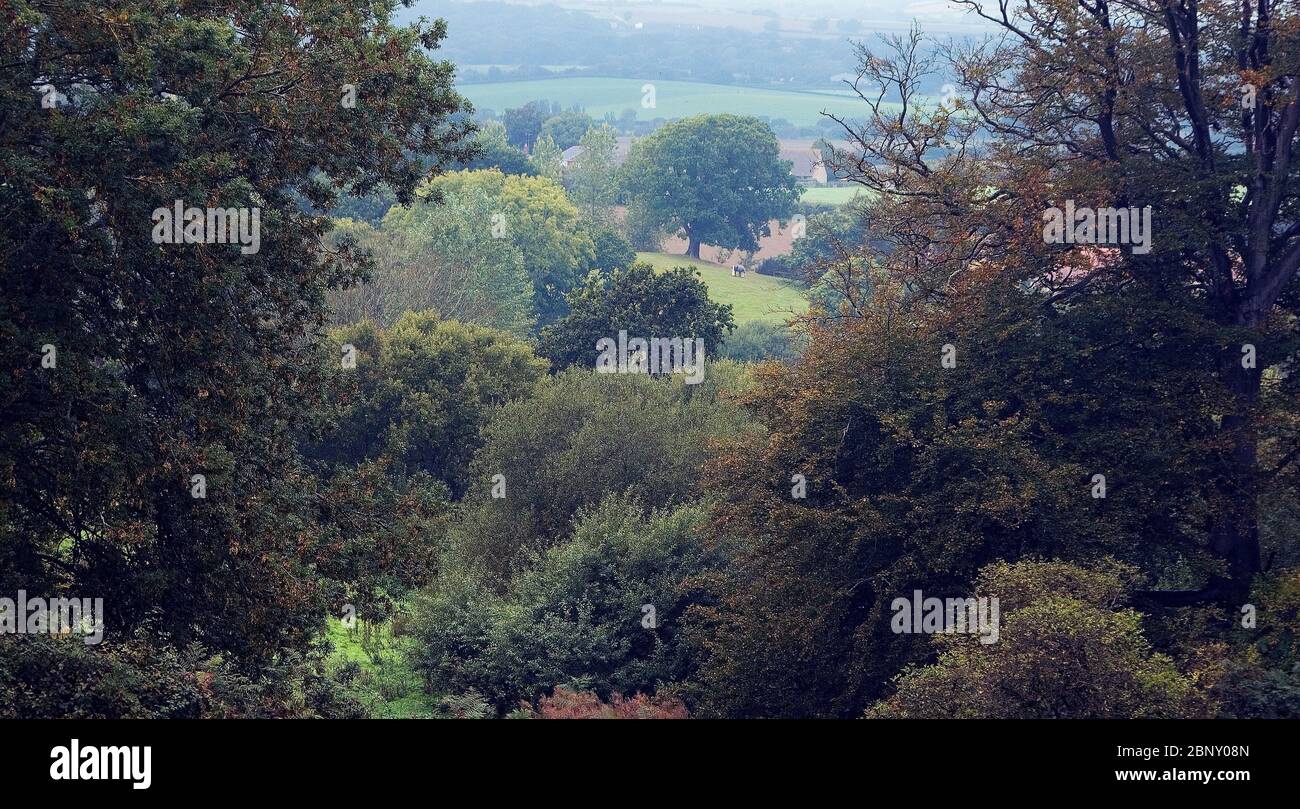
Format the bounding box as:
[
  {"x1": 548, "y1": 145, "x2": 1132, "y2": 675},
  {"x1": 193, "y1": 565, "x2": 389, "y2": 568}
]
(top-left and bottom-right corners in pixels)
[
  {"x1": 560, "y1": 136, "x2": 636, "y2": 169},
  {"x1": 778, "y1": 141, "x2": 828, "y2": 184}
]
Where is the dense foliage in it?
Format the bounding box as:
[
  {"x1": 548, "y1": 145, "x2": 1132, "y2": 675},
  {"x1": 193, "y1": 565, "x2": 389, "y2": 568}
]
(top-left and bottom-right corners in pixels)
[
  {"x1": 328, "y1": 198, "x2": 535, "y2": 336},
  {"x1": 0, "y1": 0, "x2": 474, "y2": 711},
  {"x1": 622, "y1": 114, "x2": 800, "y2": 258},
  {"x1": 310, "y1": 312, "x2": 546, "y2": 498},
  {"x1": 410, "y1": 495, "x2": 716, "y2": 710},
  {"x1": 6, "y1": 0, "x2": 1299, "y2": 722},
  {"x1": 440, "y1": 364, "x2": 757, "y2": 582},
  {"x1": 538, "y1": 262, "x2": 735, "y2": 371},
  {"x1": 422, "y1": 170, "x2": 597, "y2": 328},
  {"x1": 867, "y1": 560, "x2": 1205, "y2": 719}
]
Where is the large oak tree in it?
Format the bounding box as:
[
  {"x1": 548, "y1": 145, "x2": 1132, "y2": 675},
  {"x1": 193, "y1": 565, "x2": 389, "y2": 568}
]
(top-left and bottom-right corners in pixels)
[
  {"x1": 825, "y1": 1, "x2": 1300, "y2": 605},
  {"x1": 621, "y1": 114, "x2": 799, "y2": 259}
]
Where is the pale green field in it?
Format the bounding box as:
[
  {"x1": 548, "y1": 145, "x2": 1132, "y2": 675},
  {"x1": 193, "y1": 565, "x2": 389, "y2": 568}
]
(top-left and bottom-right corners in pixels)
[
  {"x1": 636, "y1": 251, "x2": 806, "y2": 324},
  {"x1": 801, "y1": 185, "x2": 865, "y2": 205},
  {"x1": 459, "y1": 77, "x2": 888, "y2": 127}
]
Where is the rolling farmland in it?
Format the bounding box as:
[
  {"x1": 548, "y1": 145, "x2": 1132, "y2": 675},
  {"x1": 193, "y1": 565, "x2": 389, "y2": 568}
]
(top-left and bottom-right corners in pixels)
[{"x1": 459, "y1": 77, "x2": 895, "y2": 127}]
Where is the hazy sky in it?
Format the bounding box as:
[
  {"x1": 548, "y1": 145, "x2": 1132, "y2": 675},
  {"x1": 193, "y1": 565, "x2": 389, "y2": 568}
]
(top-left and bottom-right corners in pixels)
[{"x1": 413, "y1": 1, "x2": 995, "y2": 35}]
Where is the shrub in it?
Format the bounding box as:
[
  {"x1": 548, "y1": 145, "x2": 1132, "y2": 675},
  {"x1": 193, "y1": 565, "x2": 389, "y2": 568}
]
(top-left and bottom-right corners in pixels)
[
  {"x1": 410, "y1": 495, "x2": 718, "y2": 711},
  {"x1": 866, "y1": 560, "x2": 1207, "y2": 719},
  {"x1": 0, "y1": 633, "x2": 364, "y2": 719},
  {"x1": 442, "y1": 365, "x2": 755, "y2": 580},
  {"x1": 523, "y1": 686, "x2": 689, "y2": 719},
  {"x1": 440, "y1": 690, "x2": 495, "y2": 719},
  {"x1": 718, "y1": 320, "x2": 803, "y2": 363}
]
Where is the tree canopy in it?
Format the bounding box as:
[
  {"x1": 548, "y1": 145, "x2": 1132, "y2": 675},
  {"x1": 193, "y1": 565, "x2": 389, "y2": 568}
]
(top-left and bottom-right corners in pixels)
[
  {"x1": 1, "y1": 0, "x2": 474, "y2": 668},
  {"x1": 621, "y1": 114, "x2": 800, "y2": 258},
  {"x1": 422, "y1": 169, "x2": 597, "y2": 328},
  {"x1": 329, "y1": 186, "x2": 536, "y2": 337},
  {"x1": 824, "y1": 9, "x2": 1300, "y2": 605},
  {"x1": 7, "y1": 0, "x2": 1300, "y2": 724},
  {"x1": 538, "y1": 262, "x2": 735, "y2": 372}
]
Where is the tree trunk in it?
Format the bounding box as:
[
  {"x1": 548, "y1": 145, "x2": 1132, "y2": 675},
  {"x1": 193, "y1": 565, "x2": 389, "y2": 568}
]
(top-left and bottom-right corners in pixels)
[{"x1": 685, "y1": 233, "x2": 702, "y2": 259}]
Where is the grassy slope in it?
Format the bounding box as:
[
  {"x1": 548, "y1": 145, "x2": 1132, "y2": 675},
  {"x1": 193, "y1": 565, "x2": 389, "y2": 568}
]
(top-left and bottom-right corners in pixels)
[
  {"x1": 459, "y1": 77, "x2": 896, "y2": 127},
  {"x1": 326, "y1": 618, "x2": 440, "y2": 719},
  {"x1": 636, "y1": 252, "x2": 806, "y2": 324},
  {"x1": 801, "y1": 185, "x2": 864, "y2": 205}
]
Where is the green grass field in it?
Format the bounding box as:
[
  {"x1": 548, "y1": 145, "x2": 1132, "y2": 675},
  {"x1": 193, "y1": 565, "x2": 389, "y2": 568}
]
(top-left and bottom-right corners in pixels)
[
  {"x1": 801, "y1": 185, "x2": 865, "y2": 206},
  {"x1": 459, "y1": 77, "x2": 890, "y2": 127},
  {"x1": 637, "y1": 252, "x2": 806, "y2": 324}
]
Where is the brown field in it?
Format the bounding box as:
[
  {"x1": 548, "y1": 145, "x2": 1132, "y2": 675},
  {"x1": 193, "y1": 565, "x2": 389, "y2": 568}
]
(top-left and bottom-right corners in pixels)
[{"x1": 659, "y1": 219, "x2": 797, "y2": 265}]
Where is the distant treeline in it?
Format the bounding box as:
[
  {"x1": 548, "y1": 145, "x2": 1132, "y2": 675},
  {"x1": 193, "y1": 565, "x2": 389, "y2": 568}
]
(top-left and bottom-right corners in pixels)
[{"x1": 399, "y1": 0, "x2": 866, "y2": 92}]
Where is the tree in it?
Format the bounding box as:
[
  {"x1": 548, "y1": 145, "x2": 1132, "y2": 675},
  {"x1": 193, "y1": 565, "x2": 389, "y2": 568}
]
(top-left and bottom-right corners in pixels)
[
  {"x1": 684, "y1": 270, "x2": 1244, "y2": 716},
  {"x1": 410, "y1": 494, "x2": 717, "y2": 710},
  {"x1": 538, "y1": 262, "x2": 735, "y2": 371},
  {"x1": 786, "y1": 207, "x2": 873, "y2": 279},
  {"x1": 583, "y1": 225, "x2": 636, "y2": 276},
  {"x1": 621, "y1": 114, "x2": 799, "y2": 258},
  {"x1": 0, "y1": 631, "x2": 364, "y2": 718},
  {"x1": 458, "y1": 121, "x2": 537, "y2": 176},
  {"x1": 424, "y1": 170, "x2": 596, "y2": 327},
  {"x1": 503, "y1": 101, "x2": 549, "y2": 148},
  {"x1": 330, "y1": 184, "x2": 398, "y2": 225},
  {"x1": 305, "y1": 455, "x2": 452, "y2": 628},
  {"x1": 329, "y1": 182, "x2": 536, "y2": 336},
  {"x1": 824, "y1": 9, "x2": 1300, "y2": 605},
  {"x1": 564, "y1": 124, "x2": 620, "y2": 228},
  {"x1": 867, "y1": 560, "x2": 1205, "y2": 719},
  {"x1": 624, "y1": 200, "x2": 668, "y2": 251},
  {"x1": 310, "y1": 311, "x2": 546, "y2": 498},
  {"x1": 444, "y1": 364, "x2": 757, "y2": 582},
  {"x1": 540, "y1": 109, "x2": 594, "y2": 150},
  {"x1": 0, "y1": 0, "x2": 474, "y2": 680},
  {"x1": 529, "y1": 132, "x2": 563, "y2": 182}
]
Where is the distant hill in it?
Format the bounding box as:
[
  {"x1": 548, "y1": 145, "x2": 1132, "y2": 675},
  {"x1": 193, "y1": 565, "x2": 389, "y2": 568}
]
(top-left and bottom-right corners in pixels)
[{"x1": 401, "y1": 0, "x2": 860, "y2": 92}]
